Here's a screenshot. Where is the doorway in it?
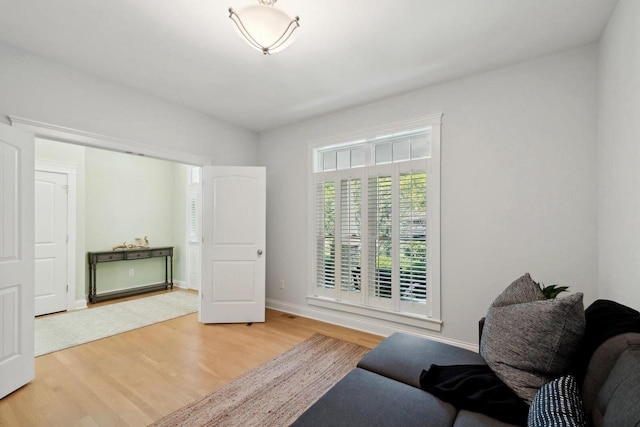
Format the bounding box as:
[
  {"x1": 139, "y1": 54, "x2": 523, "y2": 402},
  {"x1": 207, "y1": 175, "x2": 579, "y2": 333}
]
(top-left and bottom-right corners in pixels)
[
  {"x1": 34, "y1": 161, "x2": 77, "y2": 316},
  {"x1": 34, "y1": 137, "x2": 202, "y2": 312}
]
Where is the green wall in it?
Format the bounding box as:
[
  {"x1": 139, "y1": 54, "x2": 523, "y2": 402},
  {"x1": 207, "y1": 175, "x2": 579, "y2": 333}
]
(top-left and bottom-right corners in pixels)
[{"x1": 35, "y1": 139, "x2": 189, "y2": 301}]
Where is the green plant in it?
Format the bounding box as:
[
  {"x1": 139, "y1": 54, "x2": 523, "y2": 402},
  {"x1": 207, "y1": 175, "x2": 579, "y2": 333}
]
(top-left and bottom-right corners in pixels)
[{"x1": 538, "y1": 282, "x2": 570, "y2": 299}]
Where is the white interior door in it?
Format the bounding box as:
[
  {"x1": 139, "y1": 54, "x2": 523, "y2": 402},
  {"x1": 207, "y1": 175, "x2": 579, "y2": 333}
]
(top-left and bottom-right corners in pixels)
[
  {"x1": 200, "y1": 166, "x2": 265, "y2": 323},
  {"x1": 34, "y1": 170, "x2": 68, "y2": 316},
  {"x1": 0, "y1": 123, "x2": 35, "y2": 399}
]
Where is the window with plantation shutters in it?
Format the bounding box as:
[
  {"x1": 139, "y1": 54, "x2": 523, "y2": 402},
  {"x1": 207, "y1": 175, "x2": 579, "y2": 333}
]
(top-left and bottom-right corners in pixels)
[{"x1": 309, "y1": 116, "x2": 442, "y2": 329}]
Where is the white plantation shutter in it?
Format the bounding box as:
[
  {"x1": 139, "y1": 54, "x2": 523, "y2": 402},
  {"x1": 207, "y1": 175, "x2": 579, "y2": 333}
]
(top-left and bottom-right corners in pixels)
[
  {"x1": 340, "y1": 178, "x2": 362, "y2": 299},
  {"x1": 367, "y1": 174, "x2": 394, "y2": 309},
  {"x1": 398, "y1": 170, "x2": 428, "y2": 314},
  {"x1": 187, "y1": 185, "x2": 200, "y2": 243},
  {"x1": 315, "y1": 180, "x2": 336, "y2": 296}
]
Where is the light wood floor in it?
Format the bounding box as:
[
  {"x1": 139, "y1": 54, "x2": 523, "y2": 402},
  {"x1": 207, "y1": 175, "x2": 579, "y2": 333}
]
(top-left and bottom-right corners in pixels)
[{"x1": 0, "y1": 290, "x2": 383, "y2": 426}]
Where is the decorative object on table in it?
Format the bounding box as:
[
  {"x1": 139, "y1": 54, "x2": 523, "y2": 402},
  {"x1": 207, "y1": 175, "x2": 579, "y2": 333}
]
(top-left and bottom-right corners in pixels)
[
  {"x1": 112, "y1": 235, "x2": 150, "y2": 251},
  {"x1": 229, "y1": 0, "x2": 300, "y2": 55}
]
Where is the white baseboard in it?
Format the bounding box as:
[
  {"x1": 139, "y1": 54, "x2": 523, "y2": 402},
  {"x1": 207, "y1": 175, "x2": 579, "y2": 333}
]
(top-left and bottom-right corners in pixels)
[
  {"x1": 266, "y1": 298, "x2": 479, "y2": 352},
  {"x1": 173, "y1": 280, "x2": 188, "y2": 289},
  {"x1": 75, "y1": 298, "x2": 88, "y2": 310}
]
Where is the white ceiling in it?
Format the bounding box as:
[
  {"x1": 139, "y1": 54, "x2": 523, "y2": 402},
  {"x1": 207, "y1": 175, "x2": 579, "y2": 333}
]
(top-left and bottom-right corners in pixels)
[{"x1": 0, "y1": 0, "x2": 618, "y2": 132}]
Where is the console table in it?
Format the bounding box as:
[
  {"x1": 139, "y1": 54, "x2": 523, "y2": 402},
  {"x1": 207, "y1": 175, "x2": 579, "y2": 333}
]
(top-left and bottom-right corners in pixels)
[{"x1": 87, "y1": 247, "x2": 173, "y2": 303}]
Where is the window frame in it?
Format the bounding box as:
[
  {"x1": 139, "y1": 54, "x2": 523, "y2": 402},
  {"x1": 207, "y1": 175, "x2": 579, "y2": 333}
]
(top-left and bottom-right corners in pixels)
[{"x1": 307, "y1": 114, "x2": 442, "y2": 331}]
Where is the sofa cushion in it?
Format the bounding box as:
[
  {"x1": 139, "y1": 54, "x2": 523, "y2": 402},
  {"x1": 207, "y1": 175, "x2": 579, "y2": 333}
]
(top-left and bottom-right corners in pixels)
[
  {"x1": 592, "y1": 347, "x2": 640, "y2": 427},
  {"x1": 453, "y1": 410, "x2": 520, "y2": 427},
  {"x1": 579, "y1": 299, "x2": 640, "y2": 359},
  {"x1": 576, "y1": 300, "x2": 640, "y2": 415},
  {"x1": 480, "y1": 274, "x2": 585, "y2": 403},
  {"x1": 291, "y1": 368, "x2": 457, "y2": 427},
  {"x1": 528, "y1": 375, "x2": 587, "y2": 427},
  {"x1": 582, "y1": 332, "x2": 640, "y2": 417},
  {"x1": 357, "y1": 332, "x2": 485, "y2": 389}
]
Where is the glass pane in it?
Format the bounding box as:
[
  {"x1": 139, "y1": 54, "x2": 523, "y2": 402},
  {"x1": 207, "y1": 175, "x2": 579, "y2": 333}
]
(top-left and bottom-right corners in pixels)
[
  {"x1": 337, "y1": 150, "x2": 351, "y2": 170},
  {"x1": 375, "y1": 142, "x2": 392, "y2": 164},
  {"x1": 368, "y1": 175, "x2": 393, "y2": 300},
  {"x1": 323, "y1": 151, "x2": 337, "y2": 171},
  {"x1": 399, "y1": 172, "x2": 427, "y2": 303},
  {"x1": 340, "y1": 179, "x2": 362, "y2": 294},
  {"x1": 351, "y1": 147, "x2": 365, "y2": 168},
  {"x1": 411, "y1": 134, "x2": 431, "y2": 159},
  {"x1": 393, "y1": 139, "x2": 411, "y2": 162}
]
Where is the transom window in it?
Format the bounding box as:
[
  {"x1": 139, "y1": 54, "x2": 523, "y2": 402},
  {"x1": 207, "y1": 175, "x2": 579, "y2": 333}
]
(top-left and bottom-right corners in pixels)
[{"x1": 309, "y1": 116, "x2": 442, "y2": 329}]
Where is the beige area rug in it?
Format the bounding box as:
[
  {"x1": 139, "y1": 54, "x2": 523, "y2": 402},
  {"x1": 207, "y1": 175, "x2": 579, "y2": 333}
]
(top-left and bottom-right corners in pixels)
[
  {"x1": 35, "y1": 291, "x2": 198, "y2": 356},
  {"x1": 150, "y1": 334, "x2": 370, "y2": 427}
]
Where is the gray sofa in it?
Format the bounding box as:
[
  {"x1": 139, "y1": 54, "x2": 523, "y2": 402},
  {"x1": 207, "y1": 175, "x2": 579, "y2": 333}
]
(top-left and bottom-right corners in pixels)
[{"x1": 293, "y1": 317, "x2": 640, "y2": 426}]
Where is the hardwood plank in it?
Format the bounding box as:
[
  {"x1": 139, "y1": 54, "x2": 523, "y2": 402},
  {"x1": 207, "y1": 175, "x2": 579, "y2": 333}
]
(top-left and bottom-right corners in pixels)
[{"x1": 0, "y1": 291, "x2": 383, "y2": 426}]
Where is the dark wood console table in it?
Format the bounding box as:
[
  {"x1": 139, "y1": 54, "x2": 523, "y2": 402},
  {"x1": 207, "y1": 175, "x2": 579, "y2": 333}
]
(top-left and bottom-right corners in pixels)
[{"x1": 87, "y1": 247, "x2": 173, "y2": 303}]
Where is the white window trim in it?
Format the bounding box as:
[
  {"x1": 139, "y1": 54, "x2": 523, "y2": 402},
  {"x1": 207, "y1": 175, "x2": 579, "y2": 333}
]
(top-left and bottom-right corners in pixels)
[{"x1": 307, "y1": 114, "x2": 442, "y2": 330}]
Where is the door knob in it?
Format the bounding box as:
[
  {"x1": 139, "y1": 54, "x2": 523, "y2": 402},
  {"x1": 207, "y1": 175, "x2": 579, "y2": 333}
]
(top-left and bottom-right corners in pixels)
[{"x1": 257, "y1": 249, "x2": 263, "y2": 255}]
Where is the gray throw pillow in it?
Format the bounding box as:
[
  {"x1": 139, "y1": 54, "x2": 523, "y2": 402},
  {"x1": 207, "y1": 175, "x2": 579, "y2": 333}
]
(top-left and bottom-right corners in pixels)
[
  {"x1": 491, "y1": 273, "x2": 545, "y2": 307},
  {"x1": 480, "y1": 274, "x2": 585, "y2": 403}
]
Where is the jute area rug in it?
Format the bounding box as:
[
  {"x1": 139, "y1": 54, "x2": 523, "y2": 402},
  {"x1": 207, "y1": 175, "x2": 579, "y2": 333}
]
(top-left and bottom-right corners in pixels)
[
  {"x1": 35, "y1": 291, "x2": 198, "y2": 356},
  {"x1": 151, "y1": 334, "x2": 370, "y2": 427}
]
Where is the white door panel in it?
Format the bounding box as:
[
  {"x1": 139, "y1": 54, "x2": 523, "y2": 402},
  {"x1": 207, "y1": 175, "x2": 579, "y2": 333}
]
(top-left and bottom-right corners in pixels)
[
  {"x1": 0, "y1": 123, "x2": 35, "y2": 399},
  {"x1": 200, "y1": 167, "x2": 265, "y2": 324},
  {"x1": 187, "y1": 244, "x2": 201, "y2": 291},
  {"x1": 34, "y1": 171, "x2": 68, "y2": 316},
  {"x1": 211, "y1": 261, "x2": 255, "y2": 301},
  {"x1": 212, "y1": 176, "x2": 257, "y2": 244}
]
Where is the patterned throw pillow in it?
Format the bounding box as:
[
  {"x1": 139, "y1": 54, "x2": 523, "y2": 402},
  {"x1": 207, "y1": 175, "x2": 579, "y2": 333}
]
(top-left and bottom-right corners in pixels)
[
  {"x1": 480, "y1": 273, "x2": 585, "y2": 403},
  {"x1": 528, "y1": 375, "x2": 587, "y2": 427}
]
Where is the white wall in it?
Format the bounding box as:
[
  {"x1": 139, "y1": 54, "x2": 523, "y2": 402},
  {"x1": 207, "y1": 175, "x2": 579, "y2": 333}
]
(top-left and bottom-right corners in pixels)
[
  {"x1": 259, "y1": 45, "x2": 599, "y2": 346},
  {"x1": 0, "y1": 40, "x2": 258, "y2": 165},
  {"x1": 597, "y1": 0, "x2": 640, "y2": 310}
]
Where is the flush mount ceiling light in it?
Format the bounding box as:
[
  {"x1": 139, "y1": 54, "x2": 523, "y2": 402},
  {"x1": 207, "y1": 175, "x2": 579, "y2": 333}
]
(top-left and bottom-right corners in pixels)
[{"x1": 229, "y1": 0, "x2": 300, "y2": 55}]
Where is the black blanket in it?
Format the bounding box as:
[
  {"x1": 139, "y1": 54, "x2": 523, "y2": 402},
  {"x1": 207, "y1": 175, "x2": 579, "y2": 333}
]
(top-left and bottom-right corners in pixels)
[
  {"x1": 419, "y1": 364, "x2": 528, "y2": 426},
  {"x1": 572, "y1": 299, "x2": 640, "y2": 381}
]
